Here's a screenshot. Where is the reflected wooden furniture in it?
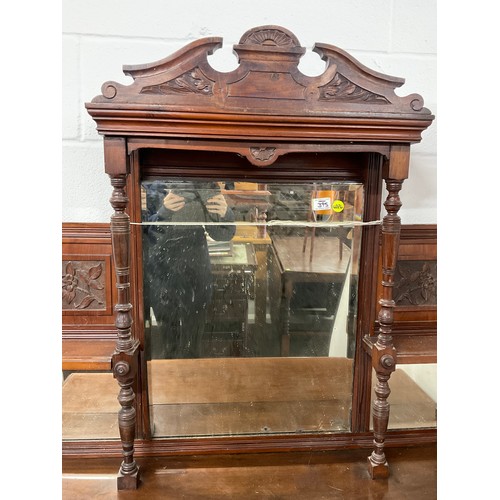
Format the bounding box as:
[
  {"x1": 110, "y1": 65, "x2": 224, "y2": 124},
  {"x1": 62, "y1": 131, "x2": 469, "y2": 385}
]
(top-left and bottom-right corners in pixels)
[
  {"x1": 84, "y1": 25, "x2": 434, "y2": 488},
  {"x1": 205, "y1": 243, "x2": 258, "y2": 357},
  {"x1": 224, "y1": 184, "x2": 273, "y2": 331},
  {"x1": 222, "y1": 184, "x2": 271, "y2": 237},
  {"x1": 271, "y1": 235, "x2": 352, "y2": 356},
  {"x1": 232, "y1": 226, "x2": 272, "y2": 330}
]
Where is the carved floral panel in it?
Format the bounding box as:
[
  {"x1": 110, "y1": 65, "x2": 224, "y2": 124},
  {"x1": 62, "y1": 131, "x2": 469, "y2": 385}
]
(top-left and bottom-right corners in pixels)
[
  {"x1": 394, "y1": 260, "x2": 437, "y2": 307},
  {"x1": 62, "y1": 260, "x2": 106, "y2": 311}
]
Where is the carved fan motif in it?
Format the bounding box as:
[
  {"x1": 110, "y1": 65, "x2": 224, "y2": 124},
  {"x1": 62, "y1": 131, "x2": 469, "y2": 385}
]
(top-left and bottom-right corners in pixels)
[
  {"x1": 141, "y1": 67, "x2": 214, "y2": 96},
  {"x1": 319, "y1": 73, "x2": 390, "y2": 104},
  {"x1": 89, "y1": 25, "x2": 433, "y2": 123},
  {"x1": 241, "y1": 28, "x2": 296, "y2": 47}
]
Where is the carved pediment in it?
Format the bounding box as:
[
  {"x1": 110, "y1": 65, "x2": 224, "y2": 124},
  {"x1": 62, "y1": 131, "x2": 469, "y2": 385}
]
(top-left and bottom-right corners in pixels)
[
  {"x1": 90, "y1": 25, "x2": 430, "y2": 115},
  {"x1": 86, "y1": 26, "x2": 433, "y2": 144}
]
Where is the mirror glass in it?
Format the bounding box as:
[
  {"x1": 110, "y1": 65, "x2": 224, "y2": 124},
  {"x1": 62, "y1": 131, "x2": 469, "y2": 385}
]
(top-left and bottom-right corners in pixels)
[
  {"x1": 371, "y1": 363, "x2": 437, "y2": 430},
  {"x1": 62, "y1": 370, "x2": 120, "y2": 440},
  {"x1": 141, "y1": 178, "x2": 364, "y2": 438}
]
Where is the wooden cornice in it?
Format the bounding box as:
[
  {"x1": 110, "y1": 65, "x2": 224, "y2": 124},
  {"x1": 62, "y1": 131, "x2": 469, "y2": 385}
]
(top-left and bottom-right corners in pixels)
[
  {"x1": 86, "y1": 108, "x2": 433, "y2": 144},
  {"x1": 86, "y1": 25, "x2": 433, "y2": 145}
]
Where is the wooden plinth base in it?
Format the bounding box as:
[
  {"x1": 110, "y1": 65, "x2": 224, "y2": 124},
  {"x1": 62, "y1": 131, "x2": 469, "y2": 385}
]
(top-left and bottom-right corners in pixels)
[
  {"x1": 367, "y1": 456, "x2": 389, "y2": 479},
  {"x1": 117, "y1": 467, "x2": 140, "y2": 490}
]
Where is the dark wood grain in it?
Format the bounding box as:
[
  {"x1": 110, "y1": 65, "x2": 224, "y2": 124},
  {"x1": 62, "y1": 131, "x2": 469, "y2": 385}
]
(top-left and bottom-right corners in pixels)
[
  {"x1": 108, "y1": 172, "x2": 141, "y2": 489},
  {"x1": 83, "y1": 25, "x2": 434, "y2": 488},
  {"x1": 367, "y1": 176, "x2": 404, "y2": 479},
  {"x1": 62, "y1": 445, "x2": 437, "y2": 499}
]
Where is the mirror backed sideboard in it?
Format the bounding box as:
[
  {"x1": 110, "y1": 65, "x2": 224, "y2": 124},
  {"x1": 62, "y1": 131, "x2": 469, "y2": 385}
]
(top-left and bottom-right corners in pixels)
[{"x1": 62, "y1": 25, "x2": 436, "y2": 490}]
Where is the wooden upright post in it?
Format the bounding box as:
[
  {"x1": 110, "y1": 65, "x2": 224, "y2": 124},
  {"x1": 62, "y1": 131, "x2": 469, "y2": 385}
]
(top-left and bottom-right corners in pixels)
[
  {"x1": 106, "y1": 138, "x2": 140, "y2": 490},
  {"x1": 367, "y1": 167, "x2": 405, "y2": 478}
]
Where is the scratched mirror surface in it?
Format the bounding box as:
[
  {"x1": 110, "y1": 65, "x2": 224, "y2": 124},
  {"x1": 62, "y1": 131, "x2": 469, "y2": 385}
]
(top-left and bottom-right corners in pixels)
[{"x1": 141, "y1": 179, "x2": 364, "y2": 438}]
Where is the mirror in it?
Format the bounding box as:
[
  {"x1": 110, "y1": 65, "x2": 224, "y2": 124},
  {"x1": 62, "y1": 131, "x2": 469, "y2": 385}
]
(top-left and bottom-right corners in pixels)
[
  {"x1": 62, "y1": 370, "x2": 120, "y2": 440},
  {"x1": 140, "y1": 176, "x2": 364, "y2": 438},
  {"x1": 371, "y1": 363, "x2": 437, "y2": 430}
]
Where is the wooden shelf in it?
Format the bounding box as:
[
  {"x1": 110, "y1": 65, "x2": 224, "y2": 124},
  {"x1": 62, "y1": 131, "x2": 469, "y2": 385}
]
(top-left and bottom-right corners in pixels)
[
  {"x1": 62, "y1": 357, "x2": 436, "y2": 441},
  {"x1": 363, "y1": 334, "x2": 436, "y2": 364},
  {"x1": 62, "y1": 339, "x2": 115, "y2": 371}
]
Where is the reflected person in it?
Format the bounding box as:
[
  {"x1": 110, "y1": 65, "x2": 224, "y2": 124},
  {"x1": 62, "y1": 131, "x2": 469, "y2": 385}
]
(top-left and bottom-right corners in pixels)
[{"x1": 142, "y1": 181, "x2": 235, "y2": 359}]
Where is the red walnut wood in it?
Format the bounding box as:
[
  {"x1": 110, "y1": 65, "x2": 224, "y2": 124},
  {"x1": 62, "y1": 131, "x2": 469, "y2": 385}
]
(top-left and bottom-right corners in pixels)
[
  {"x1": 368, "y1": 178, "x2": 403, "y2": 479},
  {"x1": 109, "y1": 174, "x2": 140, "y2": 489},
  {"x1": 83, "y1": 26, "x2": 435, "y2": 487},
  {"x1": 86, "y1": 26, "x2": 433, "y2": 150}
]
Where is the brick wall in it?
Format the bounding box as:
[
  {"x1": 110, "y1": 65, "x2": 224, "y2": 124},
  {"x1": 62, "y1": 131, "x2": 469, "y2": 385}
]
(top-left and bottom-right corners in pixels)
[{"x1": 62, "y1": 0, "x2": 437, "y2": 223}]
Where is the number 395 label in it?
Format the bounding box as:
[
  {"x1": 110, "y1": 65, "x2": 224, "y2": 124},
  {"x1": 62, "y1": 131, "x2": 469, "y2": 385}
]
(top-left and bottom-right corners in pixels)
[
  {"x1": 312, "y1": 198, "x2": 345, "y2": 212},
  {"x1": 312, "y1": 197, "x2": 331, "y2": 211}
]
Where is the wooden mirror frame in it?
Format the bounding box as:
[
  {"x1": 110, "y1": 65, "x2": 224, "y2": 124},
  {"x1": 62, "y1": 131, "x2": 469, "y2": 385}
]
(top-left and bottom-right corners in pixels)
[{"x1": 85, "y1": 25, "x2": 434, "y2": 489}]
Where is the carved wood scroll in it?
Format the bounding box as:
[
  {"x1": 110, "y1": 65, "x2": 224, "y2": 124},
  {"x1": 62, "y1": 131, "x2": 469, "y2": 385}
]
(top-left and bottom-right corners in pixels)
[
  {"x1": 87, "y1": 25, "x2": 434, "y2": 160},
  {"x1": 92, "y1": 25, "x2": 429, "y2": 114}
]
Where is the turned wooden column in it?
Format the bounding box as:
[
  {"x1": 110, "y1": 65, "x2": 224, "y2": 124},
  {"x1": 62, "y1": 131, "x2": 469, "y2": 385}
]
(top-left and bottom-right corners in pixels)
[
  {"x1": 367, "y1": 177, "x2": 402, "y2": 478},
  {"x1": 105, "y1": 138, "x2": 141, "y2": 490}
]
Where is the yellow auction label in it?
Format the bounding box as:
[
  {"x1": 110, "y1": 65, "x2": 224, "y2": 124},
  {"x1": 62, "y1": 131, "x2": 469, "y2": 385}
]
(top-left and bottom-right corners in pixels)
[{"x1": 332, "y1": 200, "x2": 345, "y2": 212}]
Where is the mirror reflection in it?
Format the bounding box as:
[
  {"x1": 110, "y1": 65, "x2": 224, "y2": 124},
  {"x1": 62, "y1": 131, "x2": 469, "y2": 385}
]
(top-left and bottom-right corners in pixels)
[
  {"x1": 141, "y1": 179, "x2": 364, "y2": 438},
  {"x1": 142, "y1": 180, "x2": 237, "y2": 359},
  {"x1": 371, "y1": 363, "x2": 437, "y2": 430}
]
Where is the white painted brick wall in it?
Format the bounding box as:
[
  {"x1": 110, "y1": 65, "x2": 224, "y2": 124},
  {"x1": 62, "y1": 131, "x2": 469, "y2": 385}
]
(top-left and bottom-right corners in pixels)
[{"x1": 62, "y1": 0, "x2": 437, "y2": 223}]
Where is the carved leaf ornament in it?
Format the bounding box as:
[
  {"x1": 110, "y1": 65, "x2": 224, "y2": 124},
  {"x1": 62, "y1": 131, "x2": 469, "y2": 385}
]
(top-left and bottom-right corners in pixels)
[
  {"x1": 87, "y1": 25, "x2": 434, "y2": 157},
  {"x1": 319, "y1": 73, "x2": 390, "y2": 104},
  {"x1": 394, "y1": 261, "x2": 437, "y2": 306},
  {"x1": 250, "y1": 147, "x2": 276, "y2": 161},
  {"x1": 62, "y1": 261, "x2": 105, "y2": 309},
  {"x1": 141, "y1": 67, "x2": 214, "y2": 96}
]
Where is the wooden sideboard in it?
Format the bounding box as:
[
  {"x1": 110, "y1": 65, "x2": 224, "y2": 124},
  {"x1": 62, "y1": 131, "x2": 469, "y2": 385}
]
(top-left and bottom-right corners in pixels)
[
  {"x1": 62, "y1": 223, "x2": 116, "y2": 372},
  {"x1": 364, "y1": 224, "x2": 437, "y2": 364},
  {"x1": 62, "y1": 222, "x2": 436, "y2": 368},
  {"x1": 78, "y1": 24, "x2": 434, "y2": 489}
]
